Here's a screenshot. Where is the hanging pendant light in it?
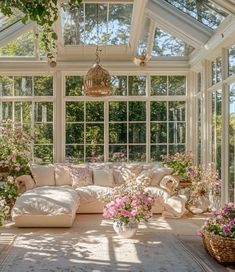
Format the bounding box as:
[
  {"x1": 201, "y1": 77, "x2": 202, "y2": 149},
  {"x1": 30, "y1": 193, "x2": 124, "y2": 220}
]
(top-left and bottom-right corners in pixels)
[{"x1": 84, "y1": 4, "x2": 111, "y2": 96}]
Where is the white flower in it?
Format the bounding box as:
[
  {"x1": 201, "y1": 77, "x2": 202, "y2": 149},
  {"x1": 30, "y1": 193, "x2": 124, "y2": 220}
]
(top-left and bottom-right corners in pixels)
[{"x1": 7, "y1": 176, "x2": 14, "y2": 184}]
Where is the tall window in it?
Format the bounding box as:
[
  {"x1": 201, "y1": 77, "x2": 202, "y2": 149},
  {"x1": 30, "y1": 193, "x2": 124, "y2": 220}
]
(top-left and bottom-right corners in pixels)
[
  {"x1": 211, "y1": 89, "x2": 222, "y2": 176},
  {"x1": 212, "y1": 57, "x2": 222, "y2": 85},
  {"x1": 228, "y1": 45, "x2": 235, "y2": 77},
  {"x1": 0, "y1": 75, "x2": 54, "y2": 163},
  {"x1": 64, "y1": 74, "x2": 187, "y2": 162}
]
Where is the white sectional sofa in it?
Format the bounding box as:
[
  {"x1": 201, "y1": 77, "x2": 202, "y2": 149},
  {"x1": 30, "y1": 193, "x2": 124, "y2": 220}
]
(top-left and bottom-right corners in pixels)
[{"x1": 12, "y1": 163, "x2": 187, "y2": 227}]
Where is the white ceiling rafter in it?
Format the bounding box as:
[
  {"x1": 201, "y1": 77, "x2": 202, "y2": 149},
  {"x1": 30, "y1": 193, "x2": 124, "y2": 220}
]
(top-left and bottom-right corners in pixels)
[
  {"x1": 128, "y1": 0, "x2": 148, "y2": 55},
  {"x1": 210, "y1": 0, "x2": 235, "y2": 15},
  {"x1": 146, "y1": 0, "x2": 213, "y2": 49},
  {"x1": 0, "y1": 20, "x2": 35, "y2": 48}
]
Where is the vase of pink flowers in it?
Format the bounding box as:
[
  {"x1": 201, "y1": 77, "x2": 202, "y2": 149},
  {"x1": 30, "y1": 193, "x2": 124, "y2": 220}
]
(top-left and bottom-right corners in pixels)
[{"x1": 102, "y1": 180, "x2": 155, "y2": 238}]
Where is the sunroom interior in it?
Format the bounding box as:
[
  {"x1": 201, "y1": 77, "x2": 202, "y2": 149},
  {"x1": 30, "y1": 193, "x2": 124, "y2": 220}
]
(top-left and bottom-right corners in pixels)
[{"x1": 1, "y1": 0, "x2": 235, "y2": 207}]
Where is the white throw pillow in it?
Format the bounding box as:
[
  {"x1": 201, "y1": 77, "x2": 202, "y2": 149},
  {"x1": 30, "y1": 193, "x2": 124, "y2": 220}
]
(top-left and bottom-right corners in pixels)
[
  {"x1": 30, "y1": 164, "x2": 55, "y2": 187},
  {"x1": 55, "y1": 165, "x2": 72, "y2": 186},
  {"x1": 136, "y1": 169, "x2": 153, "y2": 186},
  {"x1": 70, "y1": 165, "x2": 93, "y2": 188},
  {"x1": 151, "y1": 167, "x2": 173, "y2": 186},
  {"x1": 113, "y1": 166, "x2": 133, "y2": 186},
  {"x1": 93, "y1": 168, "x2": 114, "y2": 187}
]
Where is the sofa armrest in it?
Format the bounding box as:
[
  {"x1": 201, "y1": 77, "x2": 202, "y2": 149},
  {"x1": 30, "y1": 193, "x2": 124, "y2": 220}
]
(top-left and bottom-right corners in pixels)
[
  {"x1": 159, "y1": 175, "x2": 179, "y2": 195},
  {"x1": 15, "y1": 175, "x2": 35, "y2": 193}
]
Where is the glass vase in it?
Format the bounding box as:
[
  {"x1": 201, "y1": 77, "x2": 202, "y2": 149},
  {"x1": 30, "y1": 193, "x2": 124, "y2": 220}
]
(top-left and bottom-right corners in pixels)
[{"x1": 113, "y1": 219, "x2": 138, "y2": 238}]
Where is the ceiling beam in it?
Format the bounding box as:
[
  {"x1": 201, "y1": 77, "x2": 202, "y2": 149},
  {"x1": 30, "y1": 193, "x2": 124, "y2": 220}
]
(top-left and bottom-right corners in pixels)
[
  {"x1": 146, "y1": 0, "x2": 213, "y2": 49},
  {"x1": 210, "y1": 0, "x2": 235, "y2": 15},
  {"x1": 0, "y1": 21, "x2": 34, "y2": 47}
]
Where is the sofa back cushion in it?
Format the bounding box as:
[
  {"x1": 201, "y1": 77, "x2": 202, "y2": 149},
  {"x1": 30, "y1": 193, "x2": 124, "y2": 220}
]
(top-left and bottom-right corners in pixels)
[
  {"x1": 93, "y1": 167, "x2": 114, "y2": 187},
  {"x1": 30, "y1": 164, "x2": 55, "y2": 187},
  {"x1": 70, "y1": 165, "x2": 93, "y2": 188},
  {"x1": 55, "y1": 165, "x2": 72, "y2": 186},
  {"x1": 151, "y1": 167, "x2": 173, "y2": 186}
]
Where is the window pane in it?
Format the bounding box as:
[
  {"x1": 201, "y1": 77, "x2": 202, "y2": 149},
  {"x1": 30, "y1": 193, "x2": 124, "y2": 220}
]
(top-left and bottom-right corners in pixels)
[
  {"x1": 129, "y1": 102, "x2": 146, "y2": 121},
  {"x1": 110, "y1": 76, "x2": 127, "y2": 96},
  {"x1": 86, "y1": 124, "x2": 104, "y2": 144},
  {"x1": 151, "y1": 76, "x2": 167, "y2": 96},
  {"x1": 66, "y1": 102, "x2": 84, "y2": 122},
  {"x1": 86, "y1": 145, "x2": 104, "y2": 162},
  {"x1": 168, "y1": 76, "x2": 186, "y2": 95},
  {"x1": 109, "y1": 102, "x2": 127, "y2": 121},
  {"x1": 109, "y1": 145, "x2": 127, "y2": 162},
  {"x1": 169, "y1": 122, "x2": 186, "y2": 143},
  {"x1": 128, "y1": 76, "x2": 146, "y2": 96},
  {"x1": 109, "y1": 123, "x2": 127, "y2": 144},
  {"x1": 129, "y1": 123, "x2": 146, "y2": 143},
  {"x1": 34, "y1": 76, "x2": 53, "y2": 96},
  {"x1": 66, "y1": 123, "x2": 84, "y2": 144},
  {"x1": 34, "y1": 145, "x2": 53, "y2": 163},
  {"x1": 151, "y1": 123, "x2": 167, "y2": 143},
  {"x1": 65, "y1": 76, "x2": 83, "y2": 96},
  {"x1": 34, "y1": 123, "x2": 53, "y2": 144},
  {"x1": 151, "y1": 145, "x2": 167, "y2": 161},
  {"x1": 2, "y1": 102, "x2": 12, "y2": 120},
  {"x1": 129, "y1": 145, "x2": 146, "y2": 162},
  {"x1": 151, "y1": 101, "x2": 167, "y2": 121},
  {"x1": 229, "y1": 83, "x2": 235, "y2": 202},
  {"x1": 34, "y1": 102, "x2": 53, "y2": 122},
  {"x1": 65, "y1": 145, "x2": 84, "y2": 163},
  {"x1": 229, "y1": 45, "x2": 235, "y2": 77},
  {"x1": 152, "y1": 28, "x2": 194, "y2": 56},
  {"x1": 169, "y1": 101, "x2": 186, "y2": 121},
  {"x1": 108, "y1": 4, "x2": 133, "y2": 45},
  {"x1": 86, "y1": 102, "x2": 104, "y2": 122},
  {"x1": 61, "y1": 3, "x2": 85, "y2": 45},
  {"x1": 0, "y1": 76, "x2": 13, "y2": 96},
  {"x1": 14, "y1": 76, "x2": 32, "y2": 96},
  {"x1": 15, "y1": 102, "x2": 33, "y2": 123},
  {"x1": 169, "y1": 144, "x2": 185, "y2": 154}
]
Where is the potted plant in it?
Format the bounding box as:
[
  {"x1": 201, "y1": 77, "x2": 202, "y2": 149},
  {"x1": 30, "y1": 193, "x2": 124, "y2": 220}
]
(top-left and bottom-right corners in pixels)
[
  {"x1": 161, "y1": 152, "x2": 193, "y2": 185},
  {"x1": 199, "y1": 202, "x2": 235, "y2": 263},
  {"x1": 102, "y1": 176, "x2": 155, "y2": 238}
]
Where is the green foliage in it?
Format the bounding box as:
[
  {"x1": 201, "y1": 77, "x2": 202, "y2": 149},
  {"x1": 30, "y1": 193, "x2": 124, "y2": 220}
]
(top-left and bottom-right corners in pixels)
[
  {"x1": 161, "y1": 151, "x2": 193, "y2": 180},
  {"x1": 0, "y1": 120, "x2": 33, "y2": 177},
  {"x1": 0, "y1": 0, "x2": 82, "y2": 62}
]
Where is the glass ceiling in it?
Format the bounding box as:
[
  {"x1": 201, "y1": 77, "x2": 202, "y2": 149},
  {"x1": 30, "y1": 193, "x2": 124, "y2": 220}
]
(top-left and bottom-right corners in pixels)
[
  {"x1": 152, "y1": 28, "x2": 194, "y2": 57},
  {"x1": 61, "y1": 3, "x2": 133, "y2": 46},
  {"x1": 164, "y1": 0, "x2": 228, "y2": 29},
  {"x1": 0, "y1": 11, "x2": 22, "y2": 33}
]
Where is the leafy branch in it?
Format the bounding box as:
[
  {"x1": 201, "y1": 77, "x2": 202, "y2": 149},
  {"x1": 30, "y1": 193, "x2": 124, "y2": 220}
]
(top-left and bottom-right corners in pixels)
[{"x1": 0, "y1": 0, "x2": 82, "y2": 64}]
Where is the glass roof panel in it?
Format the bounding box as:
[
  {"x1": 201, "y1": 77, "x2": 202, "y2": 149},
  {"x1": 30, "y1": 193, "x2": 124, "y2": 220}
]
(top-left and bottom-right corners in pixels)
[
  {"x1": 61, "y1": 3, "x2": 133, "y2": 46},
  {"x1": 0, "y1": 31, "x2": 35, "y2": 57},
  {"x1": 0, "y1": 11, "x2": 22, "y2": 33},
  {"x1": 152, "y1": 28, "x2": 194, "y2": 57},
  {"x1": 164, "y1": 0, "x2": 228, "y2": 29}
]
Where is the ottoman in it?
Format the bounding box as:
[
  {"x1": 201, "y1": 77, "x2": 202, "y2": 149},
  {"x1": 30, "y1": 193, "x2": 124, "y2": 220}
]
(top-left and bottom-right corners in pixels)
[{"x1": 11, "y1": 186, "x2": 80, "y2": 227}]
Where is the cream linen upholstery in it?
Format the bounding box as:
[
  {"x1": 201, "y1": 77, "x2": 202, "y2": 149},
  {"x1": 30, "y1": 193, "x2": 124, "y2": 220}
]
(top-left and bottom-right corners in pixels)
[
  {"x1": 151, "y1": 167, "x2": 173, "y2": 186},
  {"x1": 12, "y1": 186, "x2": 79, "y2": 227},
  {"x1": 30, "y1": 164, "x2": 55, "y2": 187},
  {"x1": 55, "y1": 165, "x2": 72, "y2": 186},
  {"x1": 93, "y1": 168, "x2": 114, "y2": 187}
]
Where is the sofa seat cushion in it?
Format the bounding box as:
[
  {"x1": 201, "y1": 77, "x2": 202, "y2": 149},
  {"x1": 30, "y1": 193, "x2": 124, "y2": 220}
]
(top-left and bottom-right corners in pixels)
[
  {"x1": 12, "y1": 186, "x2": 79, "y2": 218},
  {"x1": 75, "y1": 185, "x2": 113, "y2": 204}
]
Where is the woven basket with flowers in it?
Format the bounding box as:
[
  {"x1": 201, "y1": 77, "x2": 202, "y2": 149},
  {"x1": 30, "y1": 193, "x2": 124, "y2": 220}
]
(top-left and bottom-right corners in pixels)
[{"x1": 200, "y1": 202, "x2": 235, "y2": 263}]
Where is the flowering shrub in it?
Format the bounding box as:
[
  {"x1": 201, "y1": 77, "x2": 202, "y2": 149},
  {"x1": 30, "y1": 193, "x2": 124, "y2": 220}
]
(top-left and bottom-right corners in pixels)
[
  {"x1": 102, "y1": 179, "x2": 155, "y2": 224},
  {"x1": 0, "y1": 197, "x2": 10, "y2": 226},
  {"x1": 0, "y1": 120, "x2": 32, "y2": 177},
  {"x1": 200, "y1": 203, "x2": 235, "y2": 239},
  {"x1": 161, "y1": 152, "x2": 193, "y2": 181},
  {"x1": 187, "y1": 163, "x2": 221, "y2": 205}
]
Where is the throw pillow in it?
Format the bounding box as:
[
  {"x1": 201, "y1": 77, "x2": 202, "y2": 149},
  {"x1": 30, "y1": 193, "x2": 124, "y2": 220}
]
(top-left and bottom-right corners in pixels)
[
  {"x1": 113, "y1": 166, "x2": 133, "y2": 186},
  {"x1": 70, "y1": 165, "x2": 93, "y2": 188},
  {"x1": 151, "y1": 167, "x2": 173, "y2": 186},
  {"x1": 55, "y1": 165, "x2": 72, "y2": 186},
  {"x1": 30, "y1": 164, "x2": 55, "y2": 187},
  {"x1": 93, "y1": 168, "x2": 114, "y2": 187},
  {"x1": 136, "y1": 169, "x2": 153, "y2": 186}
]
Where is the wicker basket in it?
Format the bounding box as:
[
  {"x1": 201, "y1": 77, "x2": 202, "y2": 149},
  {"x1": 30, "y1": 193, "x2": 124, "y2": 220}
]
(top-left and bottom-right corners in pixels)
[{"x1": 203, "y1": 230, "x2": 235, "y2": 263}]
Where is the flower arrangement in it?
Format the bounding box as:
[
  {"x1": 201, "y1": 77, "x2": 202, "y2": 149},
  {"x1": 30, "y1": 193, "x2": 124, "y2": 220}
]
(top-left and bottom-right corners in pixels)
[
  {"x1": 102, "y1": 176, "x2": 155, "y2": 224},
  {"x1": 0, "y1": 120, "x2": 32, "y2": 177},
  {"x1": 186, "y1": 163, "x2": 221, "y2": 206},
  {"x1": 200, "y1": 203, "x2": 235, "y2": 239},
  {"x1": 161, "y1": 152, "x2": 193, "y2": 181}
]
